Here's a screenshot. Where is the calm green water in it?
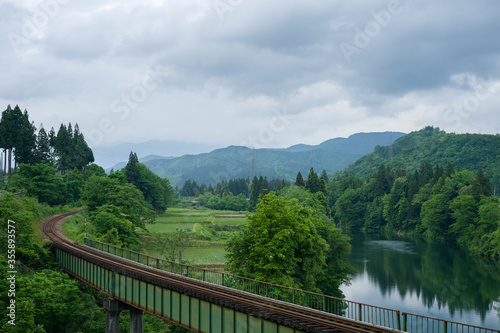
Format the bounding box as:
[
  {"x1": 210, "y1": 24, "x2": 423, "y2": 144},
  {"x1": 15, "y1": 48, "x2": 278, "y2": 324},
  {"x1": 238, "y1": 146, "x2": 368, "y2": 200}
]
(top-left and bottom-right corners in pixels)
[{"x1": 340, "y1": 236, "x2": 500, "y2": 330}]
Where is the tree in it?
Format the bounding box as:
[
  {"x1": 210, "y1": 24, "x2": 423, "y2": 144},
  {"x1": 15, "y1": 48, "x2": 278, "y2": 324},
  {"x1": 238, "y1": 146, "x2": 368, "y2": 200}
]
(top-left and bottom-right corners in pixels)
[
  {"x1": 305, "y1": 168, "x2": 320, "y2": 193},
  {"x1": 421, "y1": 193, "x2": 452, "y2": 240},
  {"x1": 81, "y1": 175, "x2": 152, "y2": 229},
  {"x1": 72, "y1": 124, "x2": 94, "y2": 170},
  {"x1": 227, "y1": 191, "x2": 352, "y2": 295},
  {"x1": 0, "y1": 105, "x2": 23, "y2": 175},
  {"x1": 14, "y1": 110, "x2": 36, "y2": 168},
  {"x1": 15, "y1": 270, "x2": 101, "y2": 333},
  {"x1": 334, "y1": 188, "x2": 365, "y2": 231},
  {"x1": 124, "y1": 151, "x2": 140, "y2": 186},
  {"x1": 54, "y1": 124, "x2": 72, "y2": 173},
  {"x1": 320, "y1": 169, "x2": 329, "y2": 183},
  {"x1": 9, "y1": 164, "x2": 66, "y2": 205},
  {"x1": 295, "y1": 171, "x2": 305, "y2": 186},
  {"x1": 226, "y1": 192, "x2": 328, "y2": 290},
  {"x1": 35, "y1": 125, "x2": 51, "y2": 164},
  {"x1": 471, "y1": 168, "x2": 492, "y2": 202}
]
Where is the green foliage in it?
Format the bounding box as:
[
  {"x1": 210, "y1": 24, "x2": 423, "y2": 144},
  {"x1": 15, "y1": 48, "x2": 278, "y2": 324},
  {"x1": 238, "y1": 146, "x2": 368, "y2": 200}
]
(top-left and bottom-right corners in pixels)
[
  {"x1": 123, "y1": 152, "x2": 174, "y2": 213},
  {"x1": 197, "y1": 193, "x2": 249, "y2": 211},
  {"x1": 226, "y1": 192, "x2": 353, "y2": 296},
  {"x1": 9, "y1": 164, "x2": 66, "y2": 205},
  {"x1": 16, "y1": 270, "x2": 101, "y2": 332},
  {"x1": 343, "y1": 127, "x2": 500, "y2": 193},
  {"x1": 334, "y1": 188, "x2": 366, "y2": 231},
  {"x1": 329, "y1": 155, "x2": 500, "y2": 258}
]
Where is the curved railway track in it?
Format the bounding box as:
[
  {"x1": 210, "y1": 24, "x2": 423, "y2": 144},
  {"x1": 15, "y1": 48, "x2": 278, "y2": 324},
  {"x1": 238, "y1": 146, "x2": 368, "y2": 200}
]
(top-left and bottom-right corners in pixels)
[{"x1": 42, "y1": 211, "x2": 400, "y2": 333}]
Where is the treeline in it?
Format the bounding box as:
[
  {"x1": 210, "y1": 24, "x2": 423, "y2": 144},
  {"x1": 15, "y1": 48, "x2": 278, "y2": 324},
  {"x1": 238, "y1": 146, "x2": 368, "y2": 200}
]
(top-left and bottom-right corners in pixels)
[
  {"x1": 329, "y1": 162, "x2": 500, "y2": 259},
  {"x1": 179, "y1": 176, "x2": 291, "y2": 211},
  {"x1": 0, "y1": 105, "x2": 94, "y2": 175}
]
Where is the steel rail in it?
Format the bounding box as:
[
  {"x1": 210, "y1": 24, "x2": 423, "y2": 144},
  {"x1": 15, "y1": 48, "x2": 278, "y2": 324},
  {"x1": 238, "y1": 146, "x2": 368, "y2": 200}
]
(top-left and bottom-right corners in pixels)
[{"x1": 42, "y1": 211, "x2": 400, "y2": 333}]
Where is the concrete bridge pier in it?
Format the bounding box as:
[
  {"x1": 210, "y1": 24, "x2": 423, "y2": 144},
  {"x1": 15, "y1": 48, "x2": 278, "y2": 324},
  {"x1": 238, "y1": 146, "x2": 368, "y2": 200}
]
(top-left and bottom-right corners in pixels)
[
  {"x1": 103, "y1": 299, "x2": 143, "y2": 333},
  {"x1": 130, "y1": 308, "x2": 143, "y2": 332}
]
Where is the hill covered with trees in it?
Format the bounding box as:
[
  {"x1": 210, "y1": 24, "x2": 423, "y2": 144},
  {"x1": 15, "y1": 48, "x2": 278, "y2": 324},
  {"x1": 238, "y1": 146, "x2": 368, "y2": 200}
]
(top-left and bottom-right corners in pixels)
[{"x1": 341, "y1": 126, "x2": 500, "y2": 193}]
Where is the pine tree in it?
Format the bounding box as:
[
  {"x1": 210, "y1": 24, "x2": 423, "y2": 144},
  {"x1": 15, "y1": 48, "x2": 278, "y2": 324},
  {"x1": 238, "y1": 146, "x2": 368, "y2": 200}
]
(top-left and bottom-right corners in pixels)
[
  {"x1": 249, "y1": 176, "x2": 261, "y2": 209},
  {"x1": 124, "y1": 152, "x2": 140, "y2": 187},
  {"x1": 72, "y1": 124, "x2": 94, "y2": 170},
  {"x1": 0, "y1": 105, "x2": 24, "y2": 175},
  {"x1": 295, "y1": 171, "x2": 305, "y2": 186},
  {"x1": 319, "y1": 176, "x2": 327, "y2": 195},
  {"x1": 36, "y1": 125, "x2": 51, "y2": 164},
  {"x1": 55, "y1": 124, "x2": 72, "y2": 173},
  {"x1": 305, "y1": 168, "x2": 320, "y2": 193},
  {"x1": 14, "y1": 110, "x2": 37, "y2": 167},
  {"x1": 320, "y1": 169, "x2": 329, "y2": 183},
  {"x1": 471, "y1": 168, "x2": 492, "y2": 201}
]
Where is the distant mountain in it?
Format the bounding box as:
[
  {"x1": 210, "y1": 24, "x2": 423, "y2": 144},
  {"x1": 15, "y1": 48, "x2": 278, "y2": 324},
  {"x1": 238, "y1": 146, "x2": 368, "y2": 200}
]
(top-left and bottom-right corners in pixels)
[
  {"x1": 92, "y1": 140, "x2": 221, "y2": 169},
  {"x1": 141, "y1": 132, "x2": 405, "y2": 187},
  {"x1": 341, "y1": 127, "x2": 500, "y2": 189}
]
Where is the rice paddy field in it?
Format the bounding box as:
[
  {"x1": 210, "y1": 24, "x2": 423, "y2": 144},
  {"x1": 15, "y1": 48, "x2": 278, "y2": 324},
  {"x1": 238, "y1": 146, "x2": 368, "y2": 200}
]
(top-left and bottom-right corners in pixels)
[{"x1": 142, "y1": 207, "x2": 247, "y2": 265}]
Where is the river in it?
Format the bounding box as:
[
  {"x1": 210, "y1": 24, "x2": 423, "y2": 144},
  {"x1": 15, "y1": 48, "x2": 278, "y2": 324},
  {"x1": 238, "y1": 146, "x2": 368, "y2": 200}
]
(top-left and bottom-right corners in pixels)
[{"x1": 340, "y1": 235, "x2": 500, "y2": 330}]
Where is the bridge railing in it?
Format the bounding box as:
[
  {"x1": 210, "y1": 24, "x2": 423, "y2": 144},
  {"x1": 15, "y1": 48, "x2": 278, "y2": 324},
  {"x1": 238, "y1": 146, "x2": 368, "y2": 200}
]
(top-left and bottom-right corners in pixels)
[{"x1": 84, "y1": 238, "x2": 500, "y2": 333}]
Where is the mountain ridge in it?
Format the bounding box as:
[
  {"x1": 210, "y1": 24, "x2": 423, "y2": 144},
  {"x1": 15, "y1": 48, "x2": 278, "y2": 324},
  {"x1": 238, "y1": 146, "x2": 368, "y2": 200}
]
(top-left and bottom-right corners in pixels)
[{"x1": 127, "y1": 132, "x2": 406, "y2": 187}]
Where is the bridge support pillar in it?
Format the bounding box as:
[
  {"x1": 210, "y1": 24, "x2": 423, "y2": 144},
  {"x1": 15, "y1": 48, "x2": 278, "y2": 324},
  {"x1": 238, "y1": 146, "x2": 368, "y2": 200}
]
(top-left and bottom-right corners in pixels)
[
  {"x1": 129, "y1": 308, "x2": 143, "y2": 333},
  {"x1": 103, "y1": 299, "x2": 143, "y2": 333},
  {"x1": 103, "y1": 299, "x2": 122, "y2": 333}
]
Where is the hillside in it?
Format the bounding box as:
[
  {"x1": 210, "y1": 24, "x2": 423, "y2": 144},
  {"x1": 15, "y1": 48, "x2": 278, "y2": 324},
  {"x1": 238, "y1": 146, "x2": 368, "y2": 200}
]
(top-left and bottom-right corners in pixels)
[
  {"x1": 342, "y1": 126, "x2": 500, "y2": 190},
  {"x1": 142, "y1": 132, "x2": 405, "y2": 187}
]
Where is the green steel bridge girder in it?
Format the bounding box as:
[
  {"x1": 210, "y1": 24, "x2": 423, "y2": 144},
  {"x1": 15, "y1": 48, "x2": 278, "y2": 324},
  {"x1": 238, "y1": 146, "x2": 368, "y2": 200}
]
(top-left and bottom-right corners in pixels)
[{"x1": 55, "y1": 247, "x2": 304, "y2": 333}]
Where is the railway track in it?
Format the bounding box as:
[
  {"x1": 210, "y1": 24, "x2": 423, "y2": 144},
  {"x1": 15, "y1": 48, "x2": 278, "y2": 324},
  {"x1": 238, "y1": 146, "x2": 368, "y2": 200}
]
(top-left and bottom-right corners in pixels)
[{"x1": 42, "y1": 211, "x2": 401, "y2": 333}]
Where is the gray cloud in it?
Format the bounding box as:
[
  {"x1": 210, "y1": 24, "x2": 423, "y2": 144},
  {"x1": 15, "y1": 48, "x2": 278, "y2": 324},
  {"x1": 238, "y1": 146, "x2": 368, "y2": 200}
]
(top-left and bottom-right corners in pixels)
[{"x1": 1, "y1": 0, "x2": 499, "y2": 153}]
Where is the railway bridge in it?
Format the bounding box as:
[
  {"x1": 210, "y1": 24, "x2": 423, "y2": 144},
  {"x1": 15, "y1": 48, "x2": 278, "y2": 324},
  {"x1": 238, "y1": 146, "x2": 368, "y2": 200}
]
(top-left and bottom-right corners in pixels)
[{"x1": 43, "y1": 212, "x2": 500, "y2": 333}]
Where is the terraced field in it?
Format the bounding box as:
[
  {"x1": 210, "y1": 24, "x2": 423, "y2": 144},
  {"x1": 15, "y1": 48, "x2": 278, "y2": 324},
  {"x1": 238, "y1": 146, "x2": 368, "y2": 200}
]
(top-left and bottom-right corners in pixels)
[{"x1": 142, "y1": 207, "x2": 248, "y2": 265}]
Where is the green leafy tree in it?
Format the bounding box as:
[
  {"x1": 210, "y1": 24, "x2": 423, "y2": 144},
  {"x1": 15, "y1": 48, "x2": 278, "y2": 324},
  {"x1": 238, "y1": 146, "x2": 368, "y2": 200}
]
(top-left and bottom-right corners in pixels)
[
  {"x1": 9, "y1": 164, "x2": 66, "y2": 205},
  {"x1": 81, "y1": 175, "x2": 152, "y2": 229},
  {"x1": 449, "y1": 195, "x2": 479, "y2": 240},
  {"x1": 226, "y1": 192, "x2": 328, "y2": 291},
  {"x1": 16, "y1": 270, "x2": 101, "y2": 333},
  {"x1": 421, "y1": 193, "x2": 452, "y2": 240},
  {"x1": 334, "y1": 188, "x2": 365, "y2": 231}
]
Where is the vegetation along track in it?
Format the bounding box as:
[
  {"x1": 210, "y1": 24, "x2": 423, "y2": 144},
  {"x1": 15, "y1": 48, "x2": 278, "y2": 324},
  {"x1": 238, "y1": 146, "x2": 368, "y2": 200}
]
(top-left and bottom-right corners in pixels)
[{"x1": 42, "y1": 211, "x2": 400, "y2": 333}]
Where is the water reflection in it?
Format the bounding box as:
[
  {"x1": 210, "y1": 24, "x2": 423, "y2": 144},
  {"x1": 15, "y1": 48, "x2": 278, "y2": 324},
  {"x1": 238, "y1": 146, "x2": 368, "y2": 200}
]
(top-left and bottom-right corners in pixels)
[{"x1": 341, "y1": 235, "x2": 500, "y2": 329}]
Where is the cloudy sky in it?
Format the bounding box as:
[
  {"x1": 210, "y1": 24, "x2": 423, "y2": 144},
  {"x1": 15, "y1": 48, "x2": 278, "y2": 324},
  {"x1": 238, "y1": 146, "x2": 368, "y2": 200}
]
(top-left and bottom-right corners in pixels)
[{"x1": 2, "y1": 0, "x2": 500, "y2": 156}]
